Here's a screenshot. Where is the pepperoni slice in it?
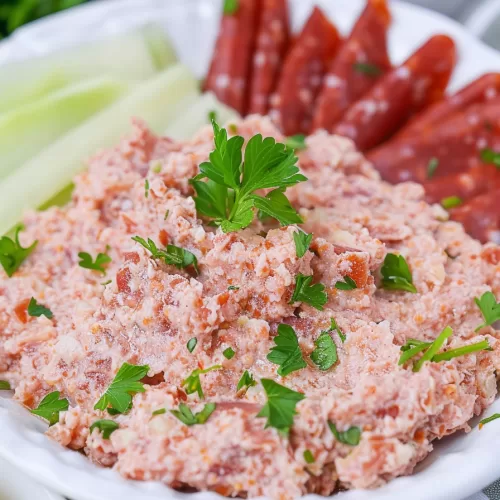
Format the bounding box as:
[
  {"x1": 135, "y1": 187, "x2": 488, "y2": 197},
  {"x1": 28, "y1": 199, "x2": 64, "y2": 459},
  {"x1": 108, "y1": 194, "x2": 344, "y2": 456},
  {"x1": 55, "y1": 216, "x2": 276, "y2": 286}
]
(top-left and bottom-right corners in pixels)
[
  {"x1": 312, "y1": 0, "x2": 391, "y2": 132},
  {"x1": 247, "y1": 0, "x2": 290, "y2": 115},
  {"x1": 333, "y1": 35, "x2": 456, "y2": 151},
  {"x1": 270, "y1": 6, "x2": 342, "y2": 135},
  {"x1": 450, "y1": 189, "x2": 500, "y2": 244},
  {"x1": 203, "y1": 0, "x2": 260, "y2": 114}
]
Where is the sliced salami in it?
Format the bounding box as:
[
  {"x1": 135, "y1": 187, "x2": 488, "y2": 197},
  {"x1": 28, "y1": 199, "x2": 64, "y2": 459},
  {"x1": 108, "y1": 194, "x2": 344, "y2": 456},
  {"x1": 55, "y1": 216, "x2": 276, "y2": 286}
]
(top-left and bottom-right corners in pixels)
[
  {"x1": 247, "y1": 0, "x2": 290, "y2": 116},
  {"x1": 312, "y1": 0, "x2": 391, "y2": 132},
  {"x1": 270, "y1": 6, "x2": 342, "y2": 135},
  {"x1": 333, "y1": 35, "x2": 456, "y2": 151}
]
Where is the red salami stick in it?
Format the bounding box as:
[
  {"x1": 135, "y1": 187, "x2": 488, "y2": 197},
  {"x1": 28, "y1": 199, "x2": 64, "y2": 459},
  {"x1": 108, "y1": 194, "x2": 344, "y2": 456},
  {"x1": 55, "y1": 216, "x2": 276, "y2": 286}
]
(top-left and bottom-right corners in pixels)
[
  {"x1": 270, "y1": 6, "x2": 342, "y2": 135},
  {"x1": 450, "y1": 189, "x2": 500, "y2": 244},
  {"x1": 333, "y1": 35, "x2": 456, "y2": 151},
  {"x1": 312, "y1": 0, "x2": 391, "y2": 132},
  {"x1": 203, "y1": 0, "x2": 260, "y2": 114},
  {"x1": 247, "y1": 0, "x2": 290, "y2": 115}
]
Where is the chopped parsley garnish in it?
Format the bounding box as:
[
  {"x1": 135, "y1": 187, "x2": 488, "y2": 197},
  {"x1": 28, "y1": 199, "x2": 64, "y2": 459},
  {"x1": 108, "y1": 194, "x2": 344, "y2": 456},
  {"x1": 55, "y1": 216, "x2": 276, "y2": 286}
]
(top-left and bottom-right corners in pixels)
[
  {"x1": 293, "y1": 231, "x2": 312, "y2": 258},
  {"x1": 90, "y1": 419, "x2": 119, "y2": 439},
  {"x1": 31, "y1": 391, "x2": 69, "y2": 426},
  {"x1": 236, "y1": 370, "x2": 257, "y2": 393},
  {"x1": 303, "y1": 449, "x2": 315, "y2": 464},
  {"x1": 191, "y1": 120, "x2": 306, "y2": 232},
  {"x1": 475, "y1": 291, "x2": 500, "y2": 331},
  {"x1": 0, "y1": 226, "x2": 37, "y2": 277},
  {"x1": 480, "y1": 148, "x2": 500, "y2": 168},
  {"x1": 187, "y1": 338, "x2": 198, "y2": 353},
  {"x1": 228, "y1": 285, "x2": 239, "y2": 291},
  {"x1": 164, "y1": 210, "x2": 169, "y2": 220},
  {"x1": 170, "y1": 403, "x2": 216, "y2": 426},
  {"x1": 285, "y1": 134, "x2": 307, "y2": 151},
  {"x1": 27, "y1": 297, "x2": 53, "y2": 319},
  {"x1": 328, "y1": 421, "x2": 361, "y2": 446},
  {"x1": 78, "y1": 251, "x2": 112, "y2": 274},
  {"x1": 94, "y1": 363, "x2": 149, "y2": 414},
  {"x1": 132, "y1": 236, "x2": 199, "y2": 274},
  {"x1": 257, "y1": 378, "x2": 305, "y2": 434},
  {"x1": 208, "y1": 110, "x2": 218, "y2": 123},
  {"x1": 183, "y1": 365, "x2": 222, "y2": 399},
  {"x1": 144, "y1": 179, "x2": 150, "y2": 198},
  {"x1": 101, "y1": 280, "x2": 112, "y2": 286},
  {"x1": 330, "y1": 318, "x2": 346, "y2": 343},
  {"x1": 441, "y1": 195, "x2": 463, "y2": 209},
  {"x1": 152, "y1": 408, "x2": 167, "y2": 416},
  {"x1": 310, "y1": 329, "x2": 337, "y2": 371},
  {"x1": 353, "y1": 62, "x2": 382, "y2": 77},
  {"x1": 0, "y1": 380, "x2": 11, "y2": 390},
  {"x1": 289, "y1": 273, "x2": 328, "y2": 311},
  {"x1": 267, "y1": 324, "x2": 307, "y2": 377},
  {"x1": 334, "y1": 276, "x2": 357, "y2": 290},
  {"x1": 479, "y1": 413, "x2": 500, "y2": 429},
  {"x1": 426, "y1": 157, "x2": 439, "y2": 179},
  {"x1": 223, "y1": 347, "x2": 235, "y2": 360},
  {"x1": 380, "y1": 253, "x2": 417, "y2": 293},
  {"x1": 223, "y1": 0, "x2": 239, "y2": 15}
]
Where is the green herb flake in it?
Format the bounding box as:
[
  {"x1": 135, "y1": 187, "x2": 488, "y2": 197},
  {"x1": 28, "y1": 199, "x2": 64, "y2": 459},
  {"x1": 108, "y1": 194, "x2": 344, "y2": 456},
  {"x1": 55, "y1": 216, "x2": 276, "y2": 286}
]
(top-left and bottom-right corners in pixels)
[
  {"x1": 412, "y1": 326, "x2": 453, "y2": 372},
  {"x1": 145, "y1": 179, "x2": 150, "y2": 198},
  {"x1": 285, "y1": 134, "x2": 307, "y2": 151},
  {"x1": 164, "y1": 210, "x2": 170, "y2": 220},
  {"x1": 94, "y1": 363, "x2": 149, "y2": 414},
  {"x1": 208, "y1": 110, "x2": 217, "y2": 123},
  {"x1": 426, "y1": 157, "x2": 439, "y2": 179},
  {"x1": 0, "y1": 380, "x2": 11, "y2": 390},
  {"x1": 303, "y1": 449, "x2": 315, "y2": 464},
  {"x1": 0, "y1": 226, "x2": 37, "y2": 277},
  {"x1": 431, "y1": 339, "x2": 491, "y2": 363},
  {"x1": 27, "y1": 297, "x2": 53, "y2": 319},
  {"x1": 480, "y1": 148, "x2": 500, "y2": 168},
  {"x1": 334, "y1": 276, "x2": 357, "y2": 291},
  {"x1": 267, "y1": 324, "x2": 307, "y2": 377},
  {"x1": 228, "y1": 285, "x2": 239, "y2": 291},
  {"x1": 101, "y1": 280, "x2": 112, "y2": 286},
  {"x1": 152, "y1": 408, "x2": 167, "y2": 416},
  {"x1": 78, "y1": 251, "x2": 112, "y2": 274},
  {"x1": 353, "y1": 62, "x2": 382, "y2": 77},
  {"x1": 380, "y1": 253, "x2": 417, "y2": 293},
  {"x1": 236, "y1": 370, "x2": 257, "y2": 393},
  {"x1": 328, "y1": 421, "x2": 361, "y2": 446},
  {"x1": 183, "y1": 365, "x2": 222, "y2": 399},
  {"x1": 310, "y1": 331, "x2": 337, "y2": 371},
  {"x1": 187, "y1": 338, "x2": 198, "y2": 353},
  {"x1": 289, "y1": 273, "x2": 328, "y2": 311},
  {"x1": 479, "y1": 413, "x2": 500, "y2": 429},
  {"x1": 151, "y1": 162, "x2": 162, "y2": 174},
  {"x1": 474, "y1": 291, "x2": 500, "y2": 331},
  {"x1": 31, "y1": 391, "x2": 69, "y2": 426},
  {"x1": 90, "y1": 419, "x2": 119, "y2": 439},
  {"x1": 170, "y1": 402, "x2": 216, "y2": 426},
  {"x1": 293, "y1": 231, "x2": 313, "y2": 258},
  {"x1": 330, "y1": 318, "x2": 346, "y2": 343},
  {"x1": 223, "y1": 0, "x2": 239, "y2": 15},
  {"x1": 223, "y1": 347, "x2": 235, "y2": 360},
  {"x1": 441, "y1": 195, "x2": 463, "y2": 210}
]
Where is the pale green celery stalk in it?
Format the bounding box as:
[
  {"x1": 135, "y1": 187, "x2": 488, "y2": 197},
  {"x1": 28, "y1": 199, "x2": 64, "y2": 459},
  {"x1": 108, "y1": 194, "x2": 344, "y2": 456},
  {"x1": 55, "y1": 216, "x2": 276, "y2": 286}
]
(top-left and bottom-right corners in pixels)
[
  {"x1": 0, "y1": 24, "x2": 177, "y2": 114},
  {"x1": 0, "y1": 64, "x2": 198, "y2": 235},
  {"x1": 164, "y1": 91, "x2": 240, "y2": 140},
  {"x1": 0, "y1": 78, "x2": 131, "y2": 181}
]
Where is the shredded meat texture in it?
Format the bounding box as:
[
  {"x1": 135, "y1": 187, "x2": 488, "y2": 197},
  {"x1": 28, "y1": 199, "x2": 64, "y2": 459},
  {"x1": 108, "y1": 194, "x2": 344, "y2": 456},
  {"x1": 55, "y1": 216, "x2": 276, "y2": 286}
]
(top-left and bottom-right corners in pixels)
[{"x1": 0, "y1": 116, "x2": 499, "y2": 499}]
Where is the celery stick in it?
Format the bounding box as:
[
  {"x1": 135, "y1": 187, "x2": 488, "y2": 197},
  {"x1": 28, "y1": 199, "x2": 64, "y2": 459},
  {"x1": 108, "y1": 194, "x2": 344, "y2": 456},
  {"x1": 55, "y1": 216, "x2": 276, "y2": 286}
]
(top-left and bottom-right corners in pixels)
[
  {"x1": 0, "y1": 64, "x2": 198, "y2": 235},
  {"x1": 0, "y1": 78, "x2": 130, "y2": 180},
  {"x1": 164, "y1": 92, "x2": 240, "y2": 140},
  {"x1": 0, "y1": 25, "x2": 176, "y2": 114}
]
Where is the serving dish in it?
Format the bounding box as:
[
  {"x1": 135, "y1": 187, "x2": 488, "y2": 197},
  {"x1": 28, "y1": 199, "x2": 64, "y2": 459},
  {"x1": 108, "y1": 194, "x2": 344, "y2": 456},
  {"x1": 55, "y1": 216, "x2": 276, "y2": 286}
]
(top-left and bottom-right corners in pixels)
[{"x1": 0, "y1": 1, "x2": 500, "y2": 500}]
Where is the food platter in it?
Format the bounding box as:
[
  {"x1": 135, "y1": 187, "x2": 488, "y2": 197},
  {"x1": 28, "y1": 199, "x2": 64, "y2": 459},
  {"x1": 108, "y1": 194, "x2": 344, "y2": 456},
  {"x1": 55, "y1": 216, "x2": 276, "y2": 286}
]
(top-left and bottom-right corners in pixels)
[{"x1": 0, "y1": 1, "x2": 500, "y2": 500}]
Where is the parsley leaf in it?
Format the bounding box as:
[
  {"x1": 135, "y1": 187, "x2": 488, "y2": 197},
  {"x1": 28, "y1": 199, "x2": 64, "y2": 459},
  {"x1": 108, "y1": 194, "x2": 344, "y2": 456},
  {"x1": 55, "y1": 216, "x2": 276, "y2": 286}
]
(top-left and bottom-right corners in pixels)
[
  {"x1": 183, "y1": 365, "x2": 222, "y2": 399},
  {"x1": 170, "y1": 403, "x2": 216, "y2": 426},
  {"x1": 427, "y1": 157, "x2": 439, "y2": 179},
  {"x1": 480, "y1": 148, "x2": 500, "y2": 168},
  {"x1": 328, "y1": 421, "x2": 361, "y2": 446},
  {"x1": 187, "y1": 338, "x2": 197, "y2": 353},
  {"x1": 152, "y1": 408, "x2": 166, "y2": 416},
  {"x1": 90, "y1": 419, "x2": 119, "y2": 439},
  {"x1": 330, "y1": 318, "x2": 346, "y2": 343},
  {"x1": 289, "y1": 273, "x2": 328, "y2": 311},
  {"x1": 310, "y1": 331, "x2": 337, "y2": 371},
  {"x1": 303, "y1": 449, "x2": 315, "y2": 464},
  {"x1": 228, "y1": 285, "x2": 239, "y2": 291},
  {"x1": 285, "y1": 134, "x2": 307, "y2": 151},
  {"x1": 223, "y1": 0, "x2": 239, "y2": 15},
  {"x1": 441, "y1": 196, "x2": 463, "y2": 209},
  {"x1": 380, "y1": 253, "x2": 417, "y2": 293},
  {"x1": 223, "y1": 347, "x2": 235, "y2": 360},
  {"x1": 267, "y1": 324, "x2": 307, "y2": 376},
  {"x1": 293, "y1": 231, "x2": 312, "y2": 258},
  {"x1": 479, "y1": 413, "x2": 500, "y2": 429},
  {"x1": 0, "y1": 226, "x2": 37, "y2": 277},
  {"x1": 94, "y1": 363, "x2": 149, "y2": 414},
  {"x1": 252, "y1": 189, "x2": 303, "y2": 226},
  {"x1": 475, "y1": 291, "x2": 500, "y2": 331},
  {"x1": 236, "y1": 370, "x2": 257, "y2": 393},
  {"x1": 78, "y1": 251, "x2": 111, "y2": 274},
  {"x1": 353, "y1": 62, "x2": 382, "y2": 77},
  {"x1": 31, "y1": 391, "x2": 69, "y2": 426},
  {"x1": 0, "y1": 380, "x2": 11, "y2": 390},
  {"x1": 257, "y1": 378, "x2": 305, "y2": 434},
  {"x1": 27, "y1": 297, "x2": 53, "y2": 319},
  {"x1": 334, "y1": 276, "x2": 357, "y2": 290}
]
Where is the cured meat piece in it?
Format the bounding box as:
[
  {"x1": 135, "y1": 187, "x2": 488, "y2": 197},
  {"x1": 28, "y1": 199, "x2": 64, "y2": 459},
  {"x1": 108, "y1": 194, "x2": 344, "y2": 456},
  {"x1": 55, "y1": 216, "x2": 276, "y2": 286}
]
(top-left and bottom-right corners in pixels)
[
  {"x1": 247, "y1": 0, "x2": 290, "y2": 115},
  {"x1": 270, "y1": 6, "x2": 342, "y2": 135},
  {"x1": 203, "y1": 0, "x2": 260, "y2": 114},
  {"x1": 399, "y1": 72, "x2": 500, "y2": 138},
  {"x1": 368, "y1": 97, "x2": 500, "y2": 184},
  {"x1": 450, "y1": 189, "x2": 500, "y2": 244},
  {"x1": 312, "y1": 0, "x2": 391, "y2": 132},
  {"x1": 333, "y1": 35, "x2": 456, "y2": 151}
]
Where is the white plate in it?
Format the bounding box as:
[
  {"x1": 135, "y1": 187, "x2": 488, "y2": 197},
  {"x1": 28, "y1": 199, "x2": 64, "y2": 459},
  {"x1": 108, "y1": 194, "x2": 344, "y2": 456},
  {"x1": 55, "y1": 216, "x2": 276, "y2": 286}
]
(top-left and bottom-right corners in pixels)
[{"x1": 1, "y1": 1, "x2": 500, "y2": 500}]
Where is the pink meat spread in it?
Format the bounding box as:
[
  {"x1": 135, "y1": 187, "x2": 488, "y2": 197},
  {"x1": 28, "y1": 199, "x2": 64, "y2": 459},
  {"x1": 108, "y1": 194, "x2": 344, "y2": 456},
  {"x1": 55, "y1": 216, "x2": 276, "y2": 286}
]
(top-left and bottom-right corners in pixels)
[{"x1": 1, "y1": 116, "x2": 499, "y2": 499}]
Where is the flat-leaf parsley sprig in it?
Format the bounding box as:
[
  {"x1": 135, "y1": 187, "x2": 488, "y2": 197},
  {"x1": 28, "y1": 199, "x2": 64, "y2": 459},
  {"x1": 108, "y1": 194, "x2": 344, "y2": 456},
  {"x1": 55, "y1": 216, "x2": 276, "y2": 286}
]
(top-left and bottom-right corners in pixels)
[
  {"x1": 191, "y1": 120, "x2": 307, "y2": 232},
  {"x1": 380, "y1": 253, "x2": 417, "y2": 293},
  {"x1": 474, "y1": 291, "x2": 500, "y2": 331},
  {"x1": 31, "y1": 391, "x2": 69, "y2": 426},
  {"x1": 267, "y1": 324, "x2": 307, "y2": 377},
  {"x1": 0, "y1": 226, "x2": 37, "y2": 277}
]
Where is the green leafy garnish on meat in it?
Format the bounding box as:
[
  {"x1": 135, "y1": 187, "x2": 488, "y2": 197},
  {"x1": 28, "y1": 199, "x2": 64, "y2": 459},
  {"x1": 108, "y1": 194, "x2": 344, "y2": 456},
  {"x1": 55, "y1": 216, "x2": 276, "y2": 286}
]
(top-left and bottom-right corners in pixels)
[
  {"x1": 208, "y1": 110, "x2": 217, "y2": 123},
  {"x1": 441, "y1": 195, "x2": 462, "y2": 210},
  {"x1": 475, "y1": 291, "x2": 500, "y2": 331},
  {"x1": 78, "y1": 250, "x2": 111, "y2": 274},
  {"x1": 152, "y1": 408, "x2": 166, "y2": 416},
  {"x1": 289, "y1": 273, "x2": 328, "y2": 311},
  {"x1": 431, "y1": 340, "x2": 491, "y2": 363},
  {"x1": 352, "y1": 62, "x2": 382, "y2": 77},
  {"x1": 223, "y1": 0, "x2": 239, "y2": 15},
  {"x1": 480, "y1": 148, "x2": 500, "y2": 168},
  {"x1": 132, "y1": 236, "x2": 199, "y2": 273},
  {"x1": 303, "y1": 449, "x2": 315, "y2": 464},
  {"x1": 479, "y1": 413, "x2": 500, "y2": 429},
  {"x1": 411, "y1": 326, "x2": 453, "y2": 372},
  {"x1": 328, "y1": 421, "x2": 361, "y2": 446},
  {"x1": 426, "y1": 157, "x2": 439, "y2": 179},
  {"x1": 334, "y1": 276, "x2": 357, "y2": 291},
  {"x1": 0, "y1": 226, "x2": 37, "y2": 277},
  {"x1": 187, "y1": 338, "x2": 197, "y2": 353},
  {"x1": 330, "y1": 318, "x2": 346, "y2": 343},
  {"x1": 31, "y1": 391, "x2": 69, "y2": 426},
  {"x1": 223, "y1": 347, "x2": 235, "y2": 360},
  {"x1": 257, "y1": 378, "x2": 305, "y2": 435},
  {"x1": 170, "y1": 403, "x2": 216, "y2": 426},
  {"x1": 90, "y1": 419, "x2": 119, "y2": 439},
  {"x1": 191, "y1": 120, "x2": 306, "y2": 232},
  {"x1": 0, "y1": 380, "x2": 11, "y2": 390},
  {"x1": 94, "y1": 363, "x2": 149, "y2": 414},
  {"x1": 380, "y1": 253, "x2": 417, "y2": 293},
  {"x1": 267, "y1": 324, "x2": 307, "y2": 377},
  {"x1": 293, "y1": 231, "x2": 312, "y2": 258},
  {"x1": 285, "y1": 134, "x2": 307, "y2": 151},
  {"x1": 310, "y1": 329, "x2": 337, "y2": 371},
  {"x1": 236, "y1": 370, "x2": 257, "y2": 394},
  {"x1": 27, "y1": 297, "x2": 53, "y2": 319},
  {"x1": 183, "y1": 365, "x2": 222, "y2": 399},
  {"x1": 144, "y1": 179, "x2": 150, "y2": 198}
]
